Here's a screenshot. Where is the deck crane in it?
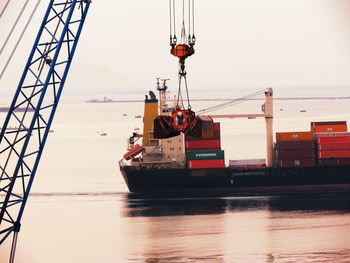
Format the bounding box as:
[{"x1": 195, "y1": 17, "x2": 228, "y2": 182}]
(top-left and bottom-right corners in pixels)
[
  {"x1": 0, "y1": 0, "x2": 91, "y2": 262},
  {"x1": 199, "y1": 88, "x2": 274, "y2": 167}
]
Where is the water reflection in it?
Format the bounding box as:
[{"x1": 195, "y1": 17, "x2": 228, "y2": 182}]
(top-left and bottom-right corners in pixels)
[
  {"x1": 122, "y1": 192, "x2": 350, "y2": 217},
  {"x1": 121, "y1": 192, "x2": 350, "y2": 263},
  {"x1": 268, "y1": 193, "x2": 350, "y2": 213}
]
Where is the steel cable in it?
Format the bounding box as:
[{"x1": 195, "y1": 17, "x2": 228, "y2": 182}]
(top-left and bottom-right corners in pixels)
[
  {"x1": 169, "y1": 0, "x2": 172, "y2": 39},
  {"x1": 0, "y1": 0, "x2": 41, "y2": 80},
  {"x1": 0, "y1": 0, "x2": 69, "y2": 180},
  {"x1": 0, "y1": 0, "x2": 30, "y2": 58},
  {"x1": 198, "y1": 88, "x2": 268, "y2": 114},
  {"x1": 192, "y1": 0, "x2": 194, "y2": 37},
  {"x1": 188, "y1": 0, "x2": 191, "y2": 37},
  {"x1": 173, "y1": 0, "x2": 176, "y2": 41},
  {"x1": 0, "y1": 0, "x2": 11, "y2": 19}
]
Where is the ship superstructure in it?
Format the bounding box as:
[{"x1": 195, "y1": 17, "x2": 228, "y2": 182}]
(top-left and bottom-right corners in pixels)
[{"x1": 121, "y1": 79, "x2": 186, "y2": 169}]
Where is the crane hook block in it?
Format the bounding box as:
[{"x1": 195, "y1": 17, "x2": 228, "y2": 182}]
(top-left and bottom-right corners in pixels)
[{"x1": 170, "y1": 43, "x2": 195, "y2": 61}]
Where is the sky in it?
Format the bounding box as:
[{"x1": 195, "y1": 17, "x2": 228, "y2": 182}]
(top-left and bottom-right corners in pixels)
[{"x1": 1, "y1": 0, "x2": 350, "y2": 102}]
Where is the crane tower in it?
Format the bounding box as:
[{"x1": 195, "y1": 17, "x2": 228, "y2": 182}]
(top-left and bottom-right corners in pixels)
[{"x1": 0, "y1": 0, "x2": 91, "y2": 261}]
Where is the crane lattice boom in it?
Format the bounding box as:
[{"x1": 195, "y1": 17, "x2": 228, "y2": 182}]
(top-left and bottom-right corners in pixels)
[{"x1": 0, "y1": 0, "x2": 90, "y2": 260}]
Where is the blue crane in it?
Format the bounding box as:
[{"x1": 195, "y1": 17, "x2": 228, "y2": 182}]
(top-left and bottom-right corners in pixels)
[{"x1": 0, "y1": 0, "x2": 91, "y2": 261}]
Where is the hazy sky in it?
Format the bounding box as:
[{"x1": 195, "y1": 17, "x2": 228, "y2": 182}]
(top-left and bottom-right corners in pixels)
[{"x1": 1, "y1": 0, "x2": 350, "y2": 101}]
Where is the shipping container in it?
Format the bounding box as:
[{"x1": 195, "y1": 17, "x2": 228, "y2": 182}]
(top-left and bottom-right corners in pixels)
[
  {"x1": 316, "y1": 135, "x2": 350, "y2": 144},
  {"x1": 276, "y1": 131, "x2": 313, "y2": 142},
  {"x1": 318, "y1": 150, "x2": 350, "y2": 159},
  {"x1": 318, "y1": 158, "x2": 350, "y2": 166},
  {"x1": 312, "y1": 125, "x2": 347, "y2": 133},
  {"x1": 317, "y1": 142, "x2": 350, "y2": 151},
  {"x1": 185, "y1": 139, "x2": 221, "y2": 150},
  {"x1": 311, "y1": 121, "x2": 347, "y2": 126},
  {"x1": 277, "y1": 149, "x2": 315, "y2": 159},
  {"x1": 229, "y1": 159, "x2": 266, "y2": 168},
  {"x1": 213, "y1": 122, "x2": 220, "y2": 132},
  {"x1": 315, "y1": 132, "x2": 350, "y2": 137},
  {"x1": 187, "y1": 148, "x2": 222, "y2": 152},
  {"x1": 187, "y1": 150, "x2": 224, "y2": 160},
  {"x1": 185, "y1": 130, "x2": 220, "y2": 141},
  {"x1": 279, "y1": 158, "x2": 315, "y2": 168},
  {"x1": 277, "y1": 140, "x2": 315, "y2": 150},
  {"x1": 188, "y1": 159, "x2": 225, "y2": 169},
  {"x1": 311, "y1": 121, "x2": 347, "y2": 133}
]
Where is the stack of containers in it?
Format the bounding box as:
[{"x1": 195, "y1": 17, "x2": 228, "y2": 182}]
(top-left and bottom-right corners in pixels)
[
  {"x1": 313, "y1": 121, "x2": 350, "y2": 166},
  {"x1": 276, "y1": 131, "x2": 316, "y2": 167},
  {"x1": 311, "y1": 121, "x2": 347, "y2": 133},
  {"x1": 186, "y1": 122, "x2": 225, "y2": 169}
]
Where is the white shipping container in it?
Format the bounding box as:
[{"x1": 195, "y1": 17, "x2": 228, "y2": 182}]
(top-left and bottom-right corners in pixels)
[
  {"x1": 229, "y1": 159, "x2": 266, "y2": 167},
  {"x1": 314, "y1": 132, "x2": 350, "y2": 137}
]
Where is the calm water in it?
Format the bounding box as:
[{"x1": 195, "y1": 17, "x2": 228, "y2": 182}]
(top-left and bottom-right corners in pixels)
[{"x1": 0, "y1": 94, "x2": 350, "y2": 262}]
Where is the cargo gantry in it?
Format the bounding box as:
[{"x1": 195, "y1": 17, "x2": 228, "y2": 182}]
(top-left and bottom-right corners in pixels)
[{"x1": 0, "y1": 1, "x2": 91, "y2": 261}]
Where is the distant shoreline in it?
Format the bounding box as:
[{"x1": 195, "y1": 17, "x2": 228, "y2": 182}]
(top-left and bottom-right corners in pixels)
[
  {"x1": 85, "y1": 96, "x2": 350, "y2": 103},
  {"x1": 0, "y1": 107, "x2": 35, "y2": 112}
]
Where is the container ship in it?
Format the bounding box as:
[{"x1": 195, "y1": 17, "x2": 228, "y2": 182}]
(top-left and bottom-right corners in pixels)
[{"x1": 119, "y1": 84, "x2": 350, "y2": 193}]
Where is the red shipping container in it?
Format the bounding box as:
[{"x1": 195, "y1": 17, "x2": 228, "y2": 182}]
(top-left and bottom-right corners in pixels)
[
  {"x1": 188, "y1": 159, "x2": 225, "y2": 169},
  {"x1": 318, "y1": 158, "x2": 350, "y2": 166},
  {"x1": 311, "y1": 121, "x2": 347, "y2": 133},
  {"x1": 277, "y1": 140, "x2": 314, "y2": 150},
  {"x1": 213, "y1": 122, "x2": 220, "y2": 132},
  {"x1": 316, "y1": 135, "x2": 350, "y2": 144},
  {"x1": 279, "y1": 158, "x2": 315, "y2": 168},
  {"x1": 276, "y1": 131, "x2": 313, "y2": 142},
  {"x1": 277, "y1": 149, "x2": 315, "y2": 159},
  {"x1": 311, "y1": 121, "x2": 346, "y2": 126},
  {"x1": 317, "y1": 142, "x2": 350, "y2": 151},
  {"x1": 187, "y1": 148, "x2": 221, "y2": 152},
  {"x1": 186, "y1": 139, "x2": 221, "y2": 150},
  {"x1": 312, "y1": 125, "x2": 347, "y2": 133},
  {"x1": 318, "y1": 150, "x2": 350, "y2": 159},
  {"x1": 185, "y1": 130, "x2": 220, "y2": 141}
]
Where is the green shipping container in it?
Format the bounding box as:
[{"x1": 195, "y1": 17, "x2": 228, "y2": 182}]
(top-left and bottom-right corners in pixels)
[{"x1": 187, "y1": 150, "x2": 225, "y2": 160}]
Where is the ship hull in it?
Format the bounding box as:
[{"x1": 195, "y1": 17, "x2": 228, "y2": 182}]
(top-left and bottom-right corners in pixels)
[{"x1": 120, "y1": 165, "x2": 350, "y2": 193}]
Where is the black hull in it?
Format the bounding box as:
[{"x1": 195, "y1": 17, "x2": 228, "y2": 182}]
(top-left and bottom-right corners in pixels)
[{"x1": 120, "y1": 165, "x2": 350, "y2": 194}]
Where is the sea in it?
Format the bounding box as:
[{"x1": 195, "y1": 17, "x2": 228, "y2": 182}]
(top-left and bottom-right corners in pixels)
[{"x1": 0, "y1": 89, "x2": 350, "y2": 262}]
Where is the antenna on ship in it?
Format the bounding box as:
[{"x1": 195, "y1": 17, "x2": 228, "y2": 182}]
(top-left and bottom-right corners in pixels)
[{"x1": 156, "y1": 78, "x2": 170, "y2": 114}]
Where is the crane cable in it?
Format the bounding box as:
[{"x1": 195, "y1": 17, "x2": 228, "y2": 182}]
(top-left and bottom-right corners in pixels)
[
  {"x1": 170, "y1": 0, "x2": 194, "y2": 110},
  {"x1": 0, "y1": 0, "x2": 30, "y2": 58},
  {"x1": 199, "y1": 90, "x2": 266, "y2": 114},
  {"x1": 169, "y1": 0, "x2": 177, "y2": 44},
  {"x1": 0, "y1": 0, "x2": 11, "y2": 19},
  {"x1": 0, "y1": 0, "x2": 69, "y2": 181},
  {"x1": 198, "y1": 89, "x2": 267, "y2": 114},
  {"x1": 197, "y1": 88, "x2": 269, "y2": 114},
  {"x1": 188, "y1": 0, "x2": 195, "y2": 43},
  {"x1": 0, "y1": 0, "x2": 41, "y2": 80}
]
